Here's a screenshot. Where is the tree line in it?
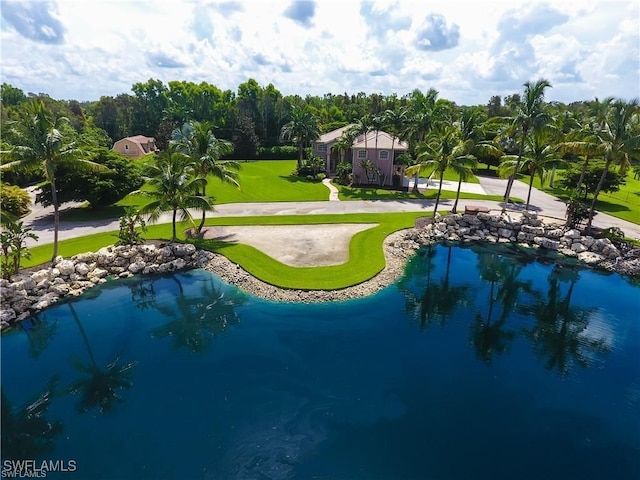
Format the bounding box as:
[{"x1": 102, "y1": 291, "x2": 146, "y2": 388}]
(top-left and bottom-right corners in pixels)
[{"x1": 1, "y1": 78, "x2": 638, "y2": 270}]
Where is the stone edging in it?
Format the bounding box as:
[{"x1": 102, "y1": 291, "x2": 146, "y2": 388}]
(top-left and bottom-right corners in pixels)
[{"x1": 1, "y1": 211, "x2": 639, "y2": 330}]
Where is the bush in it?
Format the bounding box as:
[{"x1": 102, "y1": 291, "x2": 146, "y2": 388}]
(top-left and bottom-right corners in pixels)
[
  {"x1": 0, "y1": 184, "x2": 31, "y2": 219},
  {"x1": 37, "y1": 148, "x2": 143, "y2": 209},
  {"x1": 256, "y1": 145, "x2": 298, "y2": 160}
]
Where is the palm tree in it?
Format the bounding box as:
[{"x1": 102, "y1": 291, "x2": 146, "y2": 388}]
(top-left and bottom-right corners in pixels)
[
  {"x1": 500, "y1": 79, "x2": 553, "y2": 210},
  {"x1": 279, "y1": 105, "x2": 320, "y2": 170},
  {"x1": 65, "y1": 303, "x2": 136, "y2": 414},
  {"x1": 499, "y1": 130, "x2": 563, "y2": 209},
  {"x1": 382, "y1": 107, "x2": 409, "y2": 183},
  {"x1": 135, "y1": 150, "x2": 212, "y2": 241},
  {"x1": 406, "y1": 126, "x2": 474, "y2": 217},
  {"x1": 1, "y1": 101, "x2": 105, "y2": 260},
  {"x1": 584, "y1": 99, "x2": 640, "y2": 233},
  {"x1": 171, "y1": 121, "x2": 239, "y2": 233}
]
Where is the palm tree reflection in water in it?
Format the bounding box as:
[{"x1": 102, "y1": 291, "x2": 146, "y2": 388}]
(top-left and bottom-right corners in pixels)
[
  {"x1": 1, "y1": 378, "x2": 62, "y2": 461},
  {"x1": 65, "y1": 303, "x2": 136, "y2": 414},
  {"x1": 522, "y1": 266, "x2": 610, "y2": 375},
  {"x1": 148, "y1": 275, "x2": 247, "y2": 354}
]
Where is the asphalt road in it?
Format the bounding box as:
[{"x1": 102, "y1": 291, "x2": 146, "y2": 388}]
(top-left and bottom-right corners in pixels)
[{"x1": 21, "y1": 176, "x2": 640, "y2": 248}]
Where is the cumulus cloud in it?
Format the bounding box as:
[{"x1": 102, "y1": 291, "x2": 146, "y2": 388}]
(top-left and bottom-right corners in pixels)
[
  {"x1": 1, "y1": 0, "x2": 66, "y2": 44},
  {"x1": 415, "y1": 14, "x2": 460, "y2": 51},
  {"x1": 146, "y1": 50, "x2": 189, "y2": 69},
  {"x1": 283, "y1": 0, "x2": 316, "y2": 27},
  {"x1": 216, "y1": 1, "x2": 243, "y2": 15},
  {"x1": 252, "y1": 53, "x2": 270, "y2": 66},
  {"x1": 360, "y1": 0, "x2": 411, "y2": 34},
  {"x1": 496, "y1": 3, "x2": 569, "y2": 43}
]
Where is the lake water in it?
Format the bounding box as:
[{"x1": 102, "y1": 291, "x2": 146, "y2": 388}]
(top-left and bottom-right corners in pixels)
[{"x1": 1, "y1": 244, "x2": 639, "y2": 480}]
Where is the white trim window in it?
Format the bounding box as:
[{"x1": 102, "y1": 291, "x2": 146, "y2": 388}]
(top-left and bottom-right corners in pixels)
[
  {"x1": 357, "y1": 149, "x2": 367, "y2": 159},
  {"x1": 316, "y1": 144, "x2": 326, "y2": 152},
  {"x1": 379, "y1": 150, "x2": 389, "y2": 160}
]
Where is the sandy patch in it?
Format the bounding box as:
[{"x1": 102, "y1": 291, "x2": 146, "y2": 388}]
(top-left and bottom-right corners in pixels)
[{"x1": 201, "y1": 224, "x2": 378, "y2": 267}]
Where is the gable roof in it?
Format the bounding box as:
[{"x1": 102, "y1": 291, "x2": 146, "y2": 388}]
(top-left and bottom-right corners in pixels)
[
  {"x1": 352, "y1": 131, "x2": 408, "y2": 150},
  {"x1": 316, "y1": 124, "x2": 356, "y2": 144}
]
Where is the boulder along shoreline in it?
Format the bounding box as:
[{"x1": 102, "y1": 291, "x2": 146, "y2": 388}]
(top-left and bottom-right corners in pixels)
[{"x1": 2, "y1": 211, "x2": 639, "y2": 331}]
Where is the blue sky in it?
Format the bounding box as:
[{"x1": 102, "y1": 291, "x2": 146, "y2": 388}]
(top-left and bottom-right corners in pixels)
[{"x1": 1, "y1": 0, "x2": 638, "y2": 105}]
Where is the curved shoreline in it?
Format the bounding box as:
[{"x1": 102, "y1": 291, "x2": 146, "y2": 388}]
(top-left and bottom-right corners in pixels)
[{"x1": 198, "y1": 229, "x2": 416, "y2": 303}]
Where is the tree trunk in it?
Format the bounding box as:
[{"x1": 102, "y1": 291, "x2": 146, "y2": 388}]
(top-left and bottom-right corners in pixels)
[
  {"x1": 586, "y1": 157, "x2": 612, "y2": 234},
  {"x1": 51, "y1": 178, "x2": 59, "y2": 262},
  {"x1": 526, "y1": 173, "x2": 535, "y2": 210},
  {"x1": 297, "y1": 141, "x2": 304, "y2": 170},
  {"x1": 433, "y1": 170, "x2": 445, "y2": 217},
  {"x1": 452, "y1": 175, "x2": 463, "y2": 213},
  {"x1": 549, "y1": 164, "x2": 557, "y2": 188},
  {"x1": 412, "y1": 171, "x2": 419, "y2": 193},
  {"x1": 576, "y1": 155, "x2": 589, "y2": 192},
  {"x1": 503, "y1": 131, "x2": 526, "y2": 212},
  {"x1": 172, "y1": 209, "x2": 177, "y2": 241},
  {"x1": 197, "y1": 186, "x2": 206, "y2": 233}
]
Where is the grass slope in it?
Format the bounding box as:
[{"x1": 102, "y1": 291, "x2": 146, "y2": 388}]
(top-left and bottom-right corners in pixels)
[{"x1": 24, "y1": 212, "x2": 427, "y2": 290}]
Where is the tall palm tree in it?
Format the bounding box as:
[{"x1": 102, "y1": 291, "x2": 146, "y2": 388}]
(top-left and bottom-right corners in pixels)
[
  {"x1": 406, "y1": 126, "x2": 475, "y2": 217},
  {"x1": 279, "y1": 105, "x2": 320, "y2": 170},
  {"x1": 171, "y1": 121, "x2": 239, "y2": 233},
  {"x1": 584, "y1": 99, "x2": 640, "y2": 233},
  {"x1": 500, "y1": 79, "x2": 553, "y2": 210},
  {"x1": 2, "y1": 101, "x2": 105, "y2": 260},
  {"x1": 135, "y1": 150, "x2": 212, "y2": 241},
  {"x1": 499, "y1": 130, "x2": 564, "y2": 209},
  {"x1": 382, "y1": 107, "x2": 409, "y2": 182}
]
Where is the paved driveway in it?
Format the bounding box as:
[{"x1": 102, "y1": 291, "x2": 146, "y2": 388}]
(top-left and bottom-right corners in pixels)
[{"x1": 22, "y1": 176, "x2": 640, "y2": 247}]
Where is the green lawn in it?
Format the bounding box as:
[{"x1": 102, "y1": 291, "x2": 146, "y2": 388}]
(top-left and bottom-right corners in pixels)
[
  {"x1": 529, "y1": 168, "x2": 640, "y2": 225},
  {"x1": 24, "y1": 212, "x2": 429, "y2": 290}
]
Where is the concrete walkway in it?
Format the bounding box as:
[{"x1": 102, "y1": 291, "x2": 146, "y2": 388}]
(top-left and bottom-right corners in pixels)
[{"x1": 22, "y1": 176, "x2": 640, "y2": 247}]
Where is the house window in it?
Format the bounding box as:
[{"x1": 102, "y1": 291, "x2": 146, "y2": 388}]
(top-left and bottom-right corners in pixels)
[
  {"x1": 379, "y1": 150, "x2": 389, "y2": 160},
  {"x1": 124, "y1": 144, "x2": 129, "y2": 150},
  {"x1": 357, "y1": 149, "x2": 367, "y2": 159},
  {"x1": 317, "y1": 144, "x2": 326, "y2": 152}
]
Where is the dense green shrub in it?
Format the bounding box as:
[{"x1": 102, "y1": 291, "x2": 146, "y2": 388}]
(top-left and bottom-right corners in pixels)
[
  {"x1": 256, "y1": 145, "x2": 298, "y2": 159},
  {"x1": 37, "y1": 148, "x2": 143, "y2": 209},
  {"x1": 0, "y1": 184, "x2": 31, "y2": 219}
]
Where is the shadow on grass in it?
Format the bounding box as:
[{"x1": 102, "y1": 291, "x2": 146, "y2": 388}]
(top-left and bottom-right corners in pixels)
[
  {"x1": 339, "y1": 186, "x2": 429, "y2": 201},
  {"x1": 278, "y1": 175, "x2": 324, "y2": 184},
  {"x1": 594, "y1": 199, "x2": 632, "y2": 213},
  {"x1": 59, "y1": 205, "x2": 126, "y2": 222}
]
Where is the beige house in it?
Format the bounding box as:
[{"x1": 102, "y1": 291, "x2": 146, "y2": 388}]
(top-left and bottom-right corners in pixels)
[{"x1": 112, "y1": 135, "x2": 158, "y2": 159}]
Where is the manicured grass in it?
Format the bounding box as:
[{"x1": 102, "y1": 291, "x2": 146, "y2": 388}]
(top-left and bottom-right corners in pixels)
[
  {"x1": 336, "y1": 184, "x2": 517, "y2": 203},
  {"x1": 529, "y1": 169, "x2": 640, "y2": 225},
  {"x1": 23, "y1": 213, "x2": 428, "y2": 290},
  {"x1": 193, "y1": 160, "x2": 329, "y2": 203}
]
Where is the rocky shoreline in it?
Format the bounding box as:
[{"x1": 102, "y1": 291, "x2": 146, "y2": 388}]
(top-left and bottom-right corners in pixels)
[{"x1": 1, "y1": 211, "x2": 639, "y2": 330}]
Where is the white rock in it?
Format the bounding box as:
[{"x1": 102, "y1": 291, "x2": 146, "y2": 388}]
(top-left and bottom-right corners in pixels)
[
  {"x1": 577, "y1": 251, "x2": 605, "y2": 265},
  {"x1": 30, "y1": 269, "x2": 51, "y2": 284},
  {"x1": 75, "y1": 262, "x2": 90, "y2": 276},
  {"x1": 57, "y1": 259, "x2": 76, "y2": 276},
  {"x1": 571, "y1": 242, "x2": 588, "y2": 253},
  {"x1": 1, "y1": 308, "x2": 16, "y2": 323},
  {"x1": 128, "y1": 261, "x2": 146, "y2": 274}
]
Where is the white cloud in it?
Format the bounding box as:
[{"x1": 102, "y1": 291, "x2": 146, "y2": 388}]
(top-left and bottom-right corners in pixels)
[{"x1": 1, "y1": 0, "x2": 637, "y2": 104}]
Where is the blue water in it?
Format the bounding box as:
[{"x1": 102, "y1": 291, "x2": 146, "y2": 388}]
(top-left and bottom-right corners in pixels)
[{"x1": 1, "y1": 244, "x2": 639, "y2": 480}]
